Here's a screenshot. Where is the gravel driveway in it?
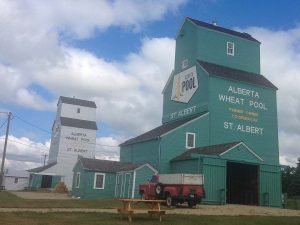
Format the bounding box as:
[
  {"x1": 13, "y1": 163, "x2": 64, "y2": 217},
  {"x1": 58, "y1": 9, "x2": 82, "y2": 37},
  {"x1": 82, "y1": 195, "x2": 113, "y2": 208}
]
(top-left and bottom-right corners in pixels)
[
  {"x1": 11, "y1": 191, "x2": 70, "y2": 199},
  {"x1": 5, "y1": 192, "x2": 300, "y2": 216}
]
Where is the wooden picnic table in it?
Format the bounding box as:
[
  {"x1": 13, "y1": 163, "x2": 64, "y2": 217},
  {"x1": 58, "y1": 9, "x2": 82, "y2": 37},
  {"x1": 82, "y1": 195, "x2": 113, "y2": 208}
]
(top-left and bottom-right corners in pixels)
[{"x1": 117, "y1": 198, "x2": 167, "y2": 222}]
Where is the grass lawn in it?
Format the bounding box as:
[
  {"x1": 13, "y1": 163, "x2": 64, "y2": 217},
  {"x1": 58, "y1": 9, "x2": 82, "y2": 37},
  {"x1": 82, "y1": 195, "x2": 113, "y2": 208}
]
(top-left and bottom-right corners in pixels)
[
  {"x1": 0, "y1": 212, "x2": 300, "y2": 225},
  {"x1": 286, "y1": 198, "x2": 300, "y2": 210},
  {"x1": 0, "y1": 191, "x2": 121, "y2": 209}
]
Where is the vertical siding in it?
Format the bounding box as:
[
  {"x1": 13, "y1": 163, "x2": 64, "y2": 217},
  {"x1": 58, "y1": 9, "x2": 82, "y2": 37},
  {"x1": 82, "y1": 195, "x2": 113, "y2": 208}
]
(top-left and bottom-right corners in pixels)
[
  {"x1": 71, "y1": 162, "x2": 86, "y2": 198},
  {"x1": 82, "y1": 171, "x2": 116, "y2": 199},
  {"x1": 202, "y1": 157, "x2": 226, "y2": 204},
  {"x1": 221, "y1": 145, "x2": 261, "y2": 163},
  {"x1": 120, "y1": 140, "x2": 159, "y2": 169},
  {"x1": 133, "y1": 166, "x2": 156, "y2": 198},
  {"x1": 29, "y1": 174, "x2": 42, "y2": 188},
  {"x1": 160, "y1": 115, "x2": 210, "y2": 173},
  {"x1": 51, "y1": 176, "x2": 62, "y2": 188},
  {"x1": 260, "y1": 165, "x2": 282, "y2": 207},
  {"x1": 171, "y1": 159, "x2": 199, "y2": 173},
  {"x1": 209, "y1": 76, "x2": 279, "y2": 165}
]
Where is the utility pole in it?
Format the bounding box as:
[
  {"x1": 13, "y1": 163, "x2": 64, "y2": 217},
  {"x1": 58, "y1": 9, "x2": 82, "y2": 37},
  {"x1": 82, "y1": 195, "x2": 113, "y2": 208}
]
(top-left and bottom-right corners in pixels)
[
  {"x1": 0, "y1": 112, "x2": 12, "y2": 190},
  {"x1": 42, "y1": 154, "x2": 48, "y2": 166}
]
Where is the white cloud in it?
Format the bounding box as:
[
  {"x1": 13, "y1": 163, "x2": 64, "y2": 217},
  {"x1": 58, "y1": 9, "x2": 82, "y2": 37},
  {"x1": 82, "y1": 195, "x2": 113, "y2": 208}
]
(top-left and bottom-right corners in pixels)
[
  {"x1": 95, "y1": 136, "x2": 120, "y2": 161},
  {"x1": 243, "y1": 25, "x2": 300, "y2": 167},
  {"x1": 0, "y1": 135, "x2": 50, "y2": 170},
  {"x1": 0, "y1": 0, "x2": 183, "y2": 110}
]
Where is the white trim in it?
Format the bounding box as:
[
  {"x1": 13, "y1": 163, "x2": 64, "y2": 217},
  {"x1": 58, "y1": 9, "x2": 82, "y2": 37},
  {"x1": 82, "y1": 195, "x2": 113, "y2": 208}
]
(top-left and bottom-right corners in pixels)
[
  {"x1": 161, "y1": 112, "x2": 209, "y2": 138},
  {"x1": 227, "y1": 42, "x2": 234, "y2": 56},
  {"x1": 175, "y1": 17, "x2": 189, "y2": 39},
  {"x1": 220, "y1": 142, "x2": 264, "y2": 162},
  {"x1": 131, "y1": 171, "x2": 136, "y2": 199},
  {"x1": 186, "y1": 132, "x2": 196, "y2": 149},
  {"x1": 162, "y1": 70, "x2": 174, "y2": 94},
  {"x1": 114, "y1": 174, "x2": 118, "y2": 197},
  {"x1": 93, "y1": 173, "x2": 105, "y2": 189},
  {"x1": 134, "y1": 163, "x2": 158, "y2": 174},
  {"x1": 125, "y1": 173, "x2": 131, "y2": 198},
  {"x1": 115, "y1": 173, "x2": 122, "y2": 198},
  {"x1": 75, "y1": 172, "x2": 80, "y2": 188}
]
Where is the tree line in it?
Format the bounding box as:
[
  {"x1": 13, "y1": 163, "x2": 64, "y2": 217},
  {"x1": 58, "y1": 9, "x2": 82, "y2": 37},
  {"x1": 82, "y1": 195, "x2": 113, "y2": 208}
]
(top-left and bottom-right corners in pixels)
[{"x1": 282, "y1": 158, "x2": 300, "y2": 197}]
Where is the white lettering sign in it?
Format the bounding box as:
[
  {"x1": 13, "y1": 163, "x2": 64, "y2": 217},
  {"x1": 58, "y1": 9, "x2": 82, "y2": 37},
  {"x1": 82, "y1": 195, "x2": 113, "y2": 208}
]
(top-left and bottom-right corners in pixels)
[{"x1": 224, "y1": 121, "x2": 263, "y2": 135}]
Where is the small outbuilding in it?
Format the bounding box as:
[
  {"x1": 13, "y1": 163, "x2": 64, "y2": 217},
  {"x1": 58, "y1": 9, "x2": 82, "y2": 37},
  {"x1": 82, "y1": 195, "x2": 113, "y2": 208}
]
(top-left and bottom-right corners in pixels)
[
  {"x1": 71, "y1": 157, "x2": 157, "y2": 199},
  {"x1": 3, "y1": 168, "x2": 29, "y2": 191}
]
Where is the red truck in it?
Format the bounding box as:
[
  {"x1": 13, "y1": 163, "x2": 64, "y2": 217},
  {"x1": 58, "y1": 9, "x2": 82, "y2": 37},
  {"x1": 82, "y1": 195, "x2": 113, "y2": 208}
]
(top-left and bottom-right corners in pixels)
[{"x1": 139, "y1": 174, "x2": 205, "y2": 207}]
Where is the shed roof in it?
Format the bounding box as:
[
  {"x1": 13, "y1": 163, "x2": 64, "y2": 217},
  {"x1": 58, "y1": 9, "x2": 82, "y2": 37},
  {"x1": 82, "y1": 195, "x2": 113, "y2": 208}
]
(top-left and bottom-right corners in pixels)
[
  {"x1": 197, "y1": 60, "x2": 278, "y2": 90},
  {"x1": 59, "y1": 96, "x2": 97, "y2": 108},
  {"x1": 186, "y1": 17, "x2": 260, "y2": 43},
  {"x1": 60, "y1": 117, "x2": 98, "y2": 130},
  {"x1": 78, "y1": 157, "x2": 146, "y2": 173},
  {"x1": 27, "y1": 162, "x2": 57, "y2": 173},
  {"x1": 171, "y1": 142, "x2": 242, "y2": 161},
  {"x1": 120, "y1": 114, "x2": 205, "y2": 147}
]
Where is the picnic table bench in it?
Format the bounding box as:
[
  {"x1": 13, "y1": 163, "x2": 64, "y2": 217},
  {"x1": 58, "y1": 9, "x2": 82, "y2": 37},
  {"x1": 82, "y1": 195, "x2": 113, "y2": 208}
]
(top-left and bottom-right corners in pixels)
[{"x1": 117, "y1": 198, "x2": 167, "y2": 222}]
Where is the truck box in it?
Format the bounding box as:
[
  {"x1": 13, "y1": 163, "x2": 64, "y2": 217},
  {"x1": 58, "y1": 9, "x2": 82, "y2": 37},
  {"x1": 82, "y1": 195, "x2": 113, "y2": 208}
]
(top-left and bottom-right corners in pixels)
[{"x1": 158, "y1": 174, "x2": 204, "y2": 185}]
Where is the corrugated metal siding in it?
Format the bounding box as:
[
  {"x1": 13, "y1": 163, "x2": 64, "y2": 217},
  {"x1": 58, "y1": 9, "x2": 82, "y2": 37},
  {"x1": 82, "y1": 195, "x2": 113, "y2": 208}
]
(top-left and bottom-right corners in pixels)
[
  {"x1": 202, "y1": 157, "x2": 226, "y2": 204},
  {"x1": 260, "y1": 165, "x2": 282, "y2": 207}
]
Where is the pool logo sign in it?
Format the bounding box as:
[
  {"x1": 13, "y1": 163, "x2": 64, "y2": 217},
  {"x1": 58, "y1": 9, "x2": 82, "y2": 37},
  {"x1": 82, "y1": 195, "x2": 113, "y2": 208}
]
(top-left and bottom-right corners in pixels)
[{"x1": 171, "y1": 66, "x2": 198, "y2": 103}]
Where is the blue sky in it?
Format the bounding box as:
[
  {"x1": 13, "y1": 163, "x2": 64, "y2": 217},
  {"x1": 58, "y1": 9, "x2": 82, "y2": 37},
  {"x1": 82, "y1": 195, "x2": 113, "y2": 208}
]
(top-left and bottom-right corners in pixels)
[{"x1": 1, "y1": 0, "x2": 300, "y2": 170}]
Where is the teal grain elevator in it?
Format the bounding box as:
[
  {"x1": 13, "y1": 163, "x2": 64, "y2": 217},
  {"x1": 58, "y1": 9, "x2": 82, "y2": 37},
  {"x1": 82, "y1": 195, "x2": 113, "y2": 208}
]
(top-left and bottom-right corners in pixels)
[{"x1": 121, "y1": 17, "x2": 281, "y2": 207}]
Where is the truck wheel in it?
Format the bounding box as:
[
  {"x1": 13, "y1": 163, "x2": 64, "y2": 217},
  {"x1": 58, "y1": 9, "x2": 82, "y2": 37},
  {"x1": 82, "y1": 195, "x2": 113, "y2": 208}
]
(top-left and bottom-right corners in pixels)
[
  {"x1": 155, "y1": 183, "x2": 163, "y2": 196},
  {"x1": 140, "y1": 192, "x2": 146, "y2": 200},
  {"x1": 166, "y1": 194, "x2": 173, "y2": 207},
  {"x1": 188, "y1": 201, "x2": 196, "y2": 208}
]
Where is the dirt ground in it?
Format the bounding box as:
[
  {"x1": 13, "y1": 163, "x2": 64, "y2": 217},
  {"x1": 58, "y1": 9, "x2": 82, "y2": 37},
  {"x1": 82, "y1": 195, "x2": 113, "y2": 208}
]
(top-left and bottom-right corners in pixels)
[
  {"x1": 5, "y1": 191, "x2": 300, "y2": 217},
  {"x1": 11, "y1": 191, "x2": 70, "y2": 200}
]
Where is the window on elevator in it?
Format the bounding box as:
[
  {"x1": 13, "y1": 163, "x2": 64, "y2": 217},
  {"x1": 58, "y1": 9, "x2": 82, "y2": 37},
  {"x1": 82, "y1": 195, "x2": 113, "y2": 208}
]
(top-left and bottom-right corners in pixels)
[
  {"x1": 186, "y1": 132, "x2": 196, "y2": 149},
  {"x1": 227, "y1": 42, "x2": 234, "y2": 56}
]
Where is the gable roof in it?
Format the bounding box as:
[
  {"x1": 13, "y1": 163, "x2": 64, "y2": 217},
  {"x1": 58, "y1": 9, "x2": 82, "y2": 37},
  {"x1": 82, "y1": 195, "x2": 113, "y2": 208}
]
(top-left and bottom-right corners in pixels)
[
  {"x1": 78, "y1": 157, "x2": 146, "y2": 173},
  {"x1": 171, "y1": 142, "x2": 263, "y2": 162},
  {"x1": 120, "y1": 114, "x2": 206, "y2": 147},
  {"x1": 171, "y1": 142, "x2": 241, "y2": 161},
  {"x1": 27, "y1": 162, "x2": 57, "y2": 173},
  {"x1": 59, "y1": 96, "x2": 97, "y2": 108},
  {"x1": 197, "y1": 60, "x2": 278, "y2": 90},
  {"x1": 60, "y1": 117, "x2": 98, "y2": 130},
  {"x1": 186, "y1": 17, "x2": 260, "y2": 44}
]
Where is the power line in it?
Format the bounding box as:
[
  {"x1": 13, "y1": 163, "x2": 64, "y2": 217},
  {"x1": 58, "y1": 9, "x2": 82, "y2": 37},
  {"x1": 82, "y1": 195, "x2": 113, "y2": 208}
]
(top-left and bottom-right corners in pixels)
[
  {"x1": 0, "y1": 119, "x2": 7, "y2": 130},
  {"x1": 14, "y1": 115, "x2": 51, "y2": 134},
  {"x1": 0, "y1": 137, "x2": 49, "y2": 152}
]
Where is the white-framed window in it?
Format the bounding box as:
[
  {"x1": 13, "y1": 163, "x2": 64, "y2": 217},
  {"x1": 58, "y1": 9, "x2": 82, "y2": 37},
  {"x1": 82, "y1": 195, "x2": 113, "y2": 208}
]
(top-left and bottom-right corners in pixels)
[
  {"x1": 75, "y1": 172, "x2": 80, "y2": 188},
  {"x1": 77, "y1": 108, "x2": 81, "y2": 113},
  {"x1": 182, "y1": 59, "x2": 189, "y2": 69},
  {"x1": 186, "y1": 132, "x2": 196, "y2": 149},
  {"x1": 227, "y1": 42, "x2": 234, "y2": 56},
  {"x1": 94, "y1": 173, "x2": 105, "y2": 189},
  {"x1": 14, "y1": 178, "x2": 18, "y2": 184}
]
